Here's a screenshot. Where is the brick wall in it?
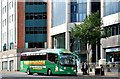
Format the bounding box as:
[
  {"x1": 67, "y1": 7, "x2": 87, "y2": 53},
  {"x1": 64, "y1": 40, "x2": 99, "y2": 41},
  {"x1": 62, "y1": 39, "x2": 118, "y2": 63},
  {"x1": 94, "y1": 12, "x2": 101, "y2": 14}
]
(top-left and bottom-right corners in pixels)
[{"x1": 17, "y1": 1, "x2": 25, "y2": 49}]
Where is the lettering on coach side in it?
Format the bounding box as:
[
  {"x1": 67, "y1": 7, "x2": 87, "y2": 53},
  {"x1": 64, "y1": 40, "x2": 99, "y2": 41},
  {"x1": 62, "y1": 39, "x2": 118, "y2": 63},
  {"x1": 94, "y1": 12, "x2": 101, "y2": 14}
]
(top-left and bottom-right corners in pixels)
[
  {"x1": 30, "y1": 66, "x2": 46, "y2": 70},
  {"x1": 24, "y1": 61, "x2": 45, "y2": 65}
]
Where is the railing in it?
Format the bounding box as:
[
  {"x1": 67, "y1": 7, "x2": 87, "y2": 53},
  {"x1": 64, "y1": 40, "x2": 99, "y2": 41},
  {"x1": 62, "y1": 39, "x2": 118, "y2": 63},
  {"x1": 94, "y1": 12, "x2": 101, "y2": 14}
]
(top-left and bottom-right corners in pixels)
[
  {"x1": 104, "y1": 62, "x2": 120, "y2": 72},
  {"x1": 79, "y1": 62, "x2": 120, "y2": 72}
]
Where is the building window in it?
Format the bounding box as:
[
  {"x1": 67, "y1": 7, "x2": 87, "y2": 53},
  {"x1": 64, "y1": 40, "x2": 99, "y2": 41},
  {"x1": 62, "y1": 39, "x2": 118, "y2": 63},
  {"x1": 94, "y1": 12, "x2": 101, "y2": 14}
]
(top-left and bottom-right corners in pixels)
[
  {"x1": 25, "y1": 2, "x2": 46, "y2": 5},
  {"x1": 5, "y1": 6, "x2": 6, "y2": 13},
  {"x1": 91, "y1": 2, "x2": 100, "y2": 13},
  {"x1": 12, "y1": 14, "x2": 13, "y2": 22},
  {"x1": 9, "y1": 2, "x2": 11, "y2": 9},
  {"x1": 12, "y1": 0, "x2": 13, "y2": 8},
  {"x1": 52, "y1": 0, "x2": 66, "y2": 27},
  {"x1": 52, "y1": 34, "x2": 65, "y2": 49},
  {"x1": 114, "y1": 27, "x2": 118, "y2": 35},
  {"x1": 104, "y1": 0, "x2": 120, "y2": 16},
  {"x1": 104, "y1": 23, "x2": 120, "y2": 36},
  {"x1": 112, "y1": 27, "x2": 115, "y2": 36},
  {"x1": 9, "y1": 16, "x2": 11, "y2": 23},
  {"x1": 3, "y1": 43, "x2": 6, "y2": 51},
  {"x1": 25, "y1": 1, "x2": 47, "y2": 48},
  {"x1": 3, "y1": 7, "x2": 4, "y2": 14},
  {"x1": 25, "y1": 12, "x2": 47, "y2": 20},
  {"x1": 25, "y1": 27, "x2": 47, "y2": 34},
  {"x1": 10, "y1": 42, "x2": 14, "y2": 49},
  {"x1": 3, "y1": 20, "x2": 4, "y2": 27},
  {"x1": 28, "y1": 42, "x2": 44, "y2": 48},
  {"x1": 5, "y1": 19, "x2": 6, "y2": 26},
  {"x1": 70, "y1": 0, "x2": 87, "y2": 22},
  {"x1": 2, "y1": 61, "x2": 8, "y2": 70}
]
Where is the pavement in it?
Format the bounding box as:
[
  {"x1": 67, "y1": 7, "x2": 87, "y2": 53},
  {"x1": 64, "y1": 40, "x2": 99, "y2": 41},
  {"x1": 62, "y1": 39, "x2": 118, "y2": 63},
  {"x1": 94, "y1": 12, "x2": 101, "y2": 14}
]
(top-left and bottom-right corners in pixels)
[
  {"x1": 78, "y1": 72, "x2": 120, "y2": 79},
  {"x1": 0, "y1": 71, "x2": 26, "y2": 74}
]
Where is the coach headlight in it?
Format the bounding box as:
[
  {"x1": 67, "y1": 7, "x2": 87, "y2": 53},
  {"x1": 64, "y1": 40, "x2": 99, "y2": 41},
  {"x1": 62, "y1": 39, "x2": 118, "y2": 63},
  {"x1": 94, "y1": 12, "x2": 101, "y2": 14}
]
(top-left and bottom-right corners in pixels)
[
  {"x1": 55, "y1": 66, "x2": 58, "y2": 72},
  {"x1": 74, "y1": 70, "x2": 76, "y2": 72},
  {"x1": 64, "y1": 67, "x2": 66, "y2": 70},
  {"x1": 59, "y1": 69, "x2": 64, "y2": 71}
]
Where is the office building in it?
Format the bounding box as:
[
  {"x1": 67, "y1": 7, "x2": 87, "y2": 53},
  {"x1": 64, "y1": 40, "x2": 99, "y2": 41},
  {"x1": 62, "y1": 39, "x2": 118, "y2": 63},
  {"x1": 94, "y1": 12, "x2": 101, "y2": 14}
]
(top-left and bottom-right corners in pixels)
[
  {"x1": 101, "y1": 0, "x2": 120, "y2": 63},
  {"x1": 48, "y1": 0, "x2": 120, "y2": 64},
  {"x1": 47, "y1": 0, "x2": 100, "y2": 62},
  {"x1": 0, "y1": 0, "x2": 47, "y2": 71}
]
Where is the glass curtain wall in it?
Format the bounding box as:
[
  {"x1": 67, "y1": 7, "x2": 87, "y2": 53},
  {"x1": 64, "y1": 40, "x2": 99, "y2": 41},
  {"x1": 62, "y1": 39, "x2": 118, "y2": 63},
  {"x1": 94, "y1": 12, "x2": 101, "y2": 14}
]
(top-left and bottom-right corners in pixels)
[
  {"x1": 52, "y1": 34, "x2": 65, "y2": 49},
  {"x1": 51, "y1": 0, "x2": 66, "y2": 27},
  {"x1": 70, "y1": 0, "x2": 87, "y2": 22},
  {"x1": 104, "y1": 0, "x2": 120, "y2": 16},
  {"x1": 104, "y1": 23, "x2": 120, "y2": 36},
  {"x1": 25, "y1": 1, "x2": 47, "y2": 48},
  {"x1": 70, "y1": 0, "x2": 87, "y2": 62},
  {"x1": 56, "y1": 35, "x2": 65, "y2": 48}
]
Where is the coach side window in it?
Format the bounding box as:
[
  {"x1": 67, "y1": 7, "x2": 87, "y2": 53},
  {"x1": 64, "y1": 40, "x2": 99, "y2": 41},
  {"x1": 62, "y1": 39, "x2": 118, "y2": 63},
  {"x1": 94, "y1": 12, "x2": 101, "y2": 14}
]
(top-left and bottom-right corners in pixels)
[
  {"x1": 48, "y1": 53, "x2": 58, "y2": 63},
  {"x1": 21, "y1": 56, "x2": 28, "y2": 61},
  {"x1": 28, "y1": 55, "x2": 46, "y2": 60}
]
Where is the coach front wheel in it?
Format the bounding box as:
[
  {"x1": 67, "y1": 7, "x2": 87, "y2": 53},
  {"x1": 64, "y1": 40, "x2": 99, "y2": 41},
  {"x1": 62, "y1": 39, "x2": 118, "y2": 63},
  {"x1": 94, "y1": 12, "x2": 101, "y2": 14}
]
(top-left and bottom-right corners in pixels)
[{"x1": 47, "y1": 69, "x2": 52, "y2": 76}]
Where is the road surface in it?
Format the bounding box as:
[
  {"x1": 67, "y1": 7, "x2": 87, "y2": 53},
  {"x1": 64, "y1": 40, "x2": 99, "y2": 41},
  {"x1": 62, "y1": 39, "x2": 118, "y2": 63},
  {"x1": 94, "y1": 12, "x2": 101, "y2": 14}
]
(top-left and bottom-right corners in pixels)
[{"x1": 0, "y1": 72, "x2": 119, "y2": 79}]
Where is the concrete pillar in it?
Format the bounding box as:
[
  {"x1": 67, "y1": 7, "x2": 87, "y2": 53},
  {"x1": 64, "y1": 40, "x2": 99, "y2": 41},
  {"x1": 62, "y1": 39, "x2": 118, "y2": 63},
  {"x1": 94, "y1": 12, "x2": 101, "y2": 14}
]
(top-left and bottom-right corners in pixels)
[
  {"x1": 65, "y1": 0, "x2": 70, "y2": 51},
  {"x1": 50, "y1": 37, "x2": 52, "y2": 48},
  {"x1": 101, "y1": 0, "x2": 104, "y2": 18},
  {"x1": 7, "y1": 59, "x2": 9, "y2": 71},
  {"x1": 14, "y1": 56, "x2": 18, "y2": 71},
  {"x1": 66, "y1": 0, "x2": 70, "y2": 23},
  {"x1": 65, "y1": 32, "x2": 70, "y2": 51},
  {"x1": 100, "y1": 0, "x2": 105, "y2": 59},
  {"x1": 87, "y1": 0, "x2": 91, "y2": 15},
  {"x1": 53, "y1": 37, "x2": 56, "y2": 49},
  {"x1": 47, "y1": 0, "x2": 52, "y2": 48},
  {"x1": 100, "y1": 45, "x2": 105, "y2": 59},
  {"x1": 17, "y1": 54, "x2": 21, "y2": 71}
]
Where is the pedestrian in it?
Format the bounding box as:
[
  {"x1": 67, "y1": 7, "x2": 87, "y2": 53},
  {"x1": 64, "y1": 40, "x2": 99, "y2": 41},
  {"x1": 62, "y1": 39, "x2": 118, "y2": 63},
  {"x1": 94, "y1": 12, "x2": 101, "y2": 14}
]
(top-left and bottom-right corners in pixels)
[
  {"x1": 81, "y1": 62, "x2": 85, "y2": 75},
  {"x1": 84, "y1": 62, "x2": 88, "y2": 75}
]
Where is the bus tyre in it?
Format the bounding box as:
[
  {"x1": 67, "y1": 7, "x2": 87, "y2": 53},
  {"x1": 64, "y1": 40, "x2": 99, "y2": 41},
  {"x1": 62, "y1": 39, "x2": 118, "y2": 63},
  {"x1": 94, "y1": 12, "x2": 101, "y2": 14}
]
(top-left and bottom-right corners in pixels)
[
  {"x1": 27, "y1": 68, "x2": 31, "y2": 75},
  {"x1": 47, "y1": 69, "x2": 52, "y2": 76}
]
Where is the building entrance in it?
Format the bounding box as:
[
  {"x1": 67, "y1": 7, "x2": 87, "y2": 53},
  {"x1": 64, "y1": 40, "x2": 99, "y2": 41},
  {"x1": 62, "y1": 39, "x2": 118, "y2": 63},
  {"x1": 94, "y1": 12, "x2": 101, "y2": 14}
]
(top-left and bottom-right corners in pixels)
[
  {"x1": 9, "y1": 60, "x2": 14, "y2": 71},
  {"x1": 110, "y1": 52, "x2": 120, "y2": 62}
]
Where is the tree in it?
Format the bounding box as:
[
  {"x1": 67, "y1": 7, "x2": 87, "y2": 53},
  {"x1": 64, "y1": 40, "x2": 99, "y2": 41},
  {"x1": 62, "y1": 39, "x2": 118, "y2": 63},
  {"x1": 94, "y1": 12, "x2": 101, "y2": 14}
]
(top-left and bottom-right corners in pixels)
[{"x1": 71, "y1": 11, "x2": 110, "y2": 63}]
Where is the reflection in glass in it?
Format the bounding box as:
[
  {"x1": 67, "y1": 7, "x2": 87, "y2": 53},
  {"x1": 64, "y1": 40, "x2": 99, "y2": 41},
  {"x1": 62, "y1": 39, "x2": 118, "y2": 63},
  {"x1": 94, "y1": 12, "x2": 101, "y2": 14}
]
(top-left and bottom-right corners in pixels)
[
  {"x1": 60, "y1": 53, "x2": 76, "y2": 66},
  {"x1": 70, "y1": 1, "x2": 87, "y2": 22},
  {"x1": 52, "y1": 0, "x2": 66, "y2": 27},
  {"x1": 104, "y1": 0, "x2": 120, "y2": 16}
]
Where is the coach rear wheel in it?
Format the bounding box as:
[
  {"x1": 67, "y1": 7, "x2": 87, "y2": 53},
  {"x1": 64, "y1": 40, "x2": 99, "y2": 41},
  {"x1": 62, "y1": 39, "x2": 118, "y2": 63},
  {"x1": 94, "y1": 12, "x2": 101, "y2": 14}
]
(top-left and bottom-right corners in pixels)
[{"x1": 27, "y1": 68, "x2": 32, "y2": 75}]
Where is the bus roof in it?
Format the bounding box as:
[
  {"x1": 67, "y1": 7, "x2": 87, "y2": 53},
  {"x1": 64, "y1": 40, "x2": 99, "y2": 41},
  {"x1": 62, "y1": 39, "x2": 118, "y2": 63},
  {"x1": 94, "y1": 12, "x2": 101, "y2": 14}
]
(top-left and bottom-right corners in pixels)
[
  {"x1": 21, "y1": 49, "x2": 72, "y2": 56},
  {"x1": 40, "y1": 49, "x2": 71, "y2": 53}
]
